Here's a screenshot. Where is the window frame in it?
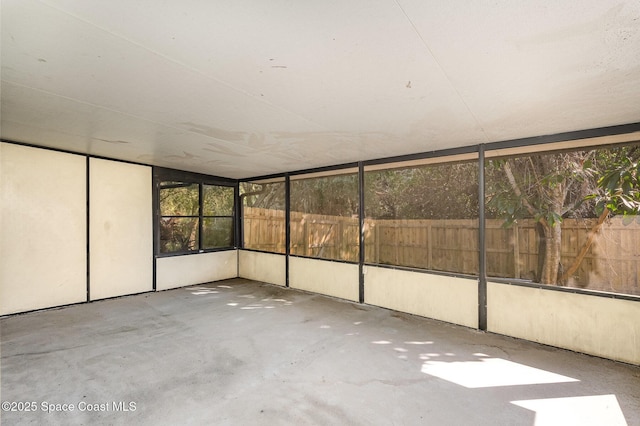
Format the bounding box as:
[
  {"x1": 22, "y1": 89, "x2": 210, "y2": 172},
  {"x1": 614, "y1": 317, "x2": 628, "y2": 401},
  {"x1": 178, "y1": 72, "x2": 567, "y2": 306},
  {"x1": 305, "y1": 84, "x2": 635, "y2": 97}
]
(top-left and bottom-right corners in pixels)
[
  {"x1": 154, "y1": 167, "x2": 237, "y2": 257},
  {"x1": 240, "y1": 179, "x2": 287, "y2": 254},
  {"x1": 289, "y1": 170, "x2": 360, "y2": 263},
  {"x1": 483, "y1": 141, "x2": 640, "y2": 295},
  {"x1": 363, "y1": 157, "x2": 480, "y2": 275}
]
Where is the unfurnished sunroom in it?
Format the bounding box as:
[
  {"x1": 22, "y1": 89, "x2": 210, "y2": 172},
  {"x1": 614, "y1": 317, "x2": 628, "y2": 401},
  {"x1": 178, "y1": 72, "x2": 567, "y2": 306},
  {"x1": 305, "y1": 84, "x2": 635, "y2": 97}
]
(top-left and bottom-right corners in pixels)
[{"x1": 1, "y1": 1, "x2": 640, "y2": 424}]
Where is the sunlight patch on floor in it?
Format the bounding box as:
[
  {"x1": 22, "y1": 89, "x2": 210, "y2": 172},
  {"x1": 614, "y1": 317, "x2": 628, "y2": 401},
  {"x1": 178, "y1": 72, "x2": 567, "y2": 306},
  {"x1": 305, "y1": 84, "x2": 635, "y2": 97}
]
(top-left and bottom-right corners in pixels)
[
  {"x1": 185, "y1": 286, "x2": 220, "y2": 295},
  {"x1": 511, "y1": 395, "x2": 627, "y2": 426},
  {"x1": 421, "y1": 357, "x2": 579, "y2": 388}
]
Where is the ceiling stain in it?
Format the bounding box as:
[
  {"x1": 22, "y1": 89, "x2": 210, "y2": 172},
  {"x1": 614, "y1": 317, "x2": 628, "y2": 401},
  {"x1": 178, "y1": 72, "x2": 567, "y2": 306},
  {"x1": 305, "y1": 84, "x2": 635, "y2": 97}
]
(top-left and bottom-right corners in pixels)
[
  {"x1": 202, "y1": 146, "x2": 239, "y2": 156},
  {"x1": 179, "y1": 122, "x2": 246, "y2": 141},
  {"x1": 247, "y1": 133, "x2": 275, "y2": 150},
  {"x1": 164, "y1": 151, "x2": 197, "y2": 161},
  {"x1": 95, "y1": 138, "x2": 130, "y2": 144},
  {"x1": 517, "y1": 4, "x2": 627, "y2": 47}
]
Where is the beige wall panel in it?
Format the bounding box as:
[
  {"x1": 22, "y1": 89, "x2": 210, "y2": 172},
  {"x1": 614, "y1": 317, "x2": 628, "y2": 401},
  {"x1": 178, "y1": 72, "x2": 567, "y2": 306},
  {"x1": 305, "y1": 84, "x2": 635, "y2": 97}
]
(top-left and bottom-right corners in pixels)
[
  {"x1": 238, "y1": 250, "x2": 286, "y2": 286},
  {"x1": 89, "y1": 158, "x2": 152, "y2": 300},
  {"x1": 156, "y1": 250, "x2": 238, "y2": 291},
  {"x1": 0, "y1": 143, "x2": 86, "y2": 315},
  {"x1": 488, "y1": 282, "x2": 640, "y2": 365},
  {"x1": 289, "y1": 257, "x2": 359, "y2": 302},
  {"x1": 364, "y1": 266, "x2": 478, "y2": 328}
]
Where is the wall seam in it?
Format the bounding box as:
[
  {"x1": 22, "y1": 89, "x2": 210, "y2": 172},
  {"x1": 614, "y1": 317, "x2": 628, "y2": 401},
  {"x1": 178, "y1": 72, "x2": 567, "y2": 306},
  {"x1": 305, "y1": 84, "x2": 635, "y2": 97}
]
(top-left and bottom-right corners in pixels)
[{"x1": 86, "y1": 157, "x2": 91, "y2": 302}]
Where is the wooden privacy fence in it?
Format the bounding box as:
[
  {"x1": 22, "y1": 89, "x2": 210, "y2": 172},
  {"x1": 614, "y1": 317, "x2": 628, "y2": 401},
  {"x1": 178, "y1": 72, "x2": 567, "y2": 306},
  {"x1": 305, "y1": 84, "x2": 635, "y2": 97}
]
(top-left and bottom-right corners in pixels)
[
  {"x1": 242, "y1": 206, "x2": 287, "y2": 253},
  {"x1": 364, "y1": 219, "x2": 479, "y2": 274},
  {"x1": 243, "y1": 207, "x2": 640, "y2": 295}
]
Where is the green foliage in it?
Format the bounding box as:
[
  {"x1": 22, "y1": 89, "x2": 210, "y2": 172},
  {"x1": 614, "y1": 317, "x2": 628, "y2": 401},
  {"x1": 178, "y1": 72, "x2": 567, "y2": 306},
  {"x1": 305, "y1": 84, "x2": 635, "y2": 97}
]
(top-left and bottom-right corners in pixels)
[
  {"x1": 290, "y1": 174, "x2": 359, "y2": 217},
  {"x1": 244, "y1": 162, "x2": 479, "y2": 220},
  {"x1": 160, "y1": 182, "x2": 199, "y2": 216},
  {"x1": 586, "y1": 145, "x2": 640, "y2": 223},
  {"x1": 486, "y1": 144, "x2": 640, "y2": 227},
  {"x1": 203, "y1": 185, "x2": 234, "y2": 216},
  {"x1": 241, "y1": 182, "x2": 285, "y2": 210},
  {"x1": 202, "y1": 218, "x2": 234, "y2": 248},
  {"x1": 485, "y1": 150, "x2": 598, "y2": 227},
  {"x1": 485, "y1": 177, "x2": 526, "y2": 227},
  {"x1": 160, "y1": 217, "x2": 198, "y2": 253},
  {"x1": 365, "y1": 162, "x2": 478, "y2": 220}
]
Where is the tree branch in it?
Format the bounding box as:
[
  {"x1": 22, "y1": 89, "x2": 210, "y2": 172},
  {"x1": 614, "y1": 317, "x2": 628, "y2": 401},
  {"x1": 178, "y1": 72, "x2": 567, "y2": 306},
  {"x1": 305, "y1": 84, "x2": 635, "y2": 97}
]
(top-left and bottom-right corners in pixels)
[
  {"x1": 504, "y1": 160, "x2": 544, "y2": 222},
  {"x1": 559, "y1": 207, "x2": 609, "y2": 283}
]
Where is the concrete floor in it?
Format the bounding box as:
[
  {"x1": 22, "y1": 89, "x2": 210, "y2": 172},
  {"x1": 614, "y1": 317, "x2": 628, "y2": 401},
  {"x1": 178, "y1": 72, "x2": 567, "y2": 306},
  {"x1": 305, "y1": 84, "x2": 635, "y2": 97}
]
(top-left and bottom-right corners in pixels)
[{"x1": 1, "y1": 278, "x2": 639, "y2": 426}]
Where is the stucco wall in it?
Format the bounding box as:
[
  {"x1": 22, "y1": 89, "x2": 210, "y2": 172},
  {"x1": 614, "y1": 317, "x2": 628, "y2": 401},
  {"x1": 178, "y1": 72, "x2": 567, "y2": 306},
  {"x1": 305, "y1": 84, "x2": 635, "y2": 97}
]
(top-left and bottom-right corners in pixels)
[
  {"x1": 156, "y1": 250, "x2": 238, "y2": 291},
  {"x1": 238, "y1": 250, "x2": 286, "y2": 286},
  {"x1": 89, "y1": 158, "x2": 153, "y2": 300},
  {"x1": 0, "y1": 143, "x2": 87, "y2": 315},
  {"x1": 488, "y1": 282, "x2": 640, "y2": 365},
  {"x1": 365, "y1": 266, "x2": 478, "y2": 328},
  {"x1": 289, "y1": 257, "x2": 359, "y2": 302}
]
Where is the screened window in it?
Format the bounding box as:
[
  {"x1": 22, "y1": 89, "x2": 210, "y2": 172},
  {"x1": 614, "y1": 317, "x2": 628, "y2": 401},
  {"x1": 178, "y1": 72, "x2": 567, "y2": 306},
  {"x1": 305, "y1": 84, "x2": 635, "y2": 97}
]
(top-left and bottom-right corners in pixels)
[
  {"x1": 202, "y1": 185, "x2": 234, "y2": 249},
  {"x1": 364, "y1": 160, "x2": 479, "y2": 275},
  {"x1": 157, "y1": 171, "x2": 235, "y2": 254},
  {"x1": 159, "y1": 182, "x2": 200, "y2": 253},
  {"x1": 290, "y1": 171, "x2": 359, "y2": 262},
  {"x1": 241, "y1": 180, "x2": 286, "y2": 253},
  {"x1": 485, "y1": 143, "x2": 640, "y2": 296}
]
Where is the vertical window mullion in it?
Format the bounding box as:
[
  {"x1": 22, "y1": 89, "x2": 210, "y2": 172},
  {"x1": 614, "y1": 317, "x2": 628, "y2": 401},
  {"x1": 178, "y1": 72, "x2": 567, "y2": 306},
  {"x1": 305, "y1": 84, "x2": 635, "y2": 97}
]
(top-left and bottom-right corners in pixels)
[
  {"x1": 358, "y1": 162, "x2": 365, "y2": 303},
  {"x1": 234, "y1": 181, "x2": 240, "y2": 248},
  {"x1": 478, "y1": 145, "x2": 487, "y2": 331},
  {"x1": 198, "y1": 183, "x2": 204, "y2": 252},
  {"x1": 285, "y1": 174, "x2": 290, "y2": 287}
]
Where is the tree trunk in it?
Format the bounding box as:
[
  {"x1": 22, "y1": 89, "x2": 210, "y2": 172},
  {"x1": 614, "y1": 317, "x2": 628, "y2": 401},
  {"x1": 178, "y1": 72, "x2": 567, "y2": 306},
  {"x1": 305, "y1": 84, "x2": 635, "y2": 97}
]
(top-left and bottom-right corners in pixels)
[
  {"x1": 535, "y1": 222, "x2": 546, "y2": 282},
  {"x1": 503, "y1": 160, "x2": 568, "y2": 285},
  {"x1": 559, "y1": 208, "x2": 609, "y2": 283},
  {"x1": 539, "y1": 222, "x2": 562, "y2": 285}
]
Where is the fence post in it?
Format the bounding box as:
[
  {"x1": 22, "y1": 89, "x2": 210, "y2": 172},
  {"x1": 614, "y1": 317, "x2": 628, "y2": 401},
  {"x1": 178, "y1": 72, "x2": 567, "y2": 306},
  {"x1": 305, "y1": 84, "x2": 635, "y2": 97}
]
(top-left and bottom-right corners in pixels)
[
  {"x1": 513, "y1": 222, "x2": 520, "y2": 279},
  {"x1": 394, "y1": 222, "x2": 400, "y2": 265},
  {"x1": 427, "y1": 221, "x2": 432, "y2": 269},
  {"x1": 337, "y1": 219, "x2": 344, "y2": 260},
  {"x1": 303, "y1": 217, "x2": 309, "y2": 256},
  {"x1": 375, "y1": 223, "x2": 380, "y2": 263}
]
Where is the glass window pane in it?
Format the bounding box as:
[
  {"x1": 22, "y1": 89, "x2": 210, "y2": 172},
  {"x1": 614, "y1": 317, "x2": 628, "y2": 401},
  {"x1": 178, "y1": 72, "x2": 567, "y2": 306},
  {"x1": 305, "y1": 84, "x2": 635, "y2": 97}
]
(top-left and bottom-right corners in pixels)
[
  {"x1": 241, "y1": 181, "x2": 286, "y2": 253},
  {"x1": 203, "y1": 185, "x2": 234, "y2": 216},
  {"x1": 159, "y1": 217, "x2": 199, "y2": 253},
  {"x1": 202, "y1": 217, "x2": 234, "y2": 249},
  {"x1": 290, "y1": 173, "x2": 359, "y2": 262},
  {"x1": 160, "y1": 182, "x2": 199, "y2": 216},
  {"x1": 364, "y1": 161, "x2": 479, "y2": 274},
  {"x1": 485, "y1": 143, "x2": 640, "y2": 296}
]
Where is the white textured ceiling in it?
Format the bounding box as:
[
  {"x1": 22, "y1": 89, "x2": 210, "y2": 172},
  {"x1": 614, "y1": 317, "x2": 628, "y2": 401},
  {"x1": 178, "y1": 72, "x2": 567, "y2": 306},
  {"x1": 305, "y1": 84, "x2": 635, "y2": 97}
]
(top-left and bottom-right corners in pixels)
[{"x1": 2, "y1": 0, "x2": 640, "y2": 179}]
